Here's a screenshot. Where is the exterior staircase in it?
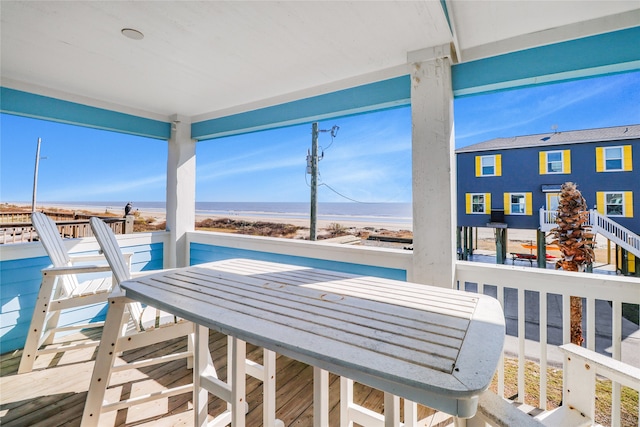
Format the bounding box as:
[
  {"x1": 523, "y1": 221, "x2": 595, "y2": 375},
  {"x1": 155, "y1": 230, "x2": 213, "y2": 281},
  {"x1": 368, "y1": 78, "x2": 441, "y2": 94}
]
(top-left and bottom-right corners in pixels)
[{"x1": 539, "y1": 208, "x2": 640, "y2": 258}]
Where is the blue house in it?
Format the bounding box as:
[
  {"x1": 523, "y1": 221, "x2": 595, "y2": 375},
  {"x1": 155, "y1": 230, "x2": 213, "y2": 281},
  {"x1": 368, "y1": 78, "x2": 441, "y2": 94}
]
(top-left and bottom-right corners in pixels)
[{"x1": 456, "y1": 124, "x2": 640, "y2": 273}]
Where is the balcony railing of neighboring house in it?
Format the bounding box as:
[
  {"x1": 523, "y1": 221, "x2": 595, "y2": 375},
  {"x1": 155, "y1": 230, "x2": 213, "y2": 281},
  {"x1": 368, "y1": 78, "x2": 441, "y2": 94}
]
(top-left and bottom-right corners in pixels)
[
  {"x1": 0, "y1": 211, "x2": 133, "y2": 244},
  {"x1": 539, "y1": 208, "x2": 558, "y2": 232},
  {"x1": 590, "y1": 210, "x2": 640, "y2": 258},
  {"x1": 539, "y1": 208, "x2": 640, "y2": 258}
]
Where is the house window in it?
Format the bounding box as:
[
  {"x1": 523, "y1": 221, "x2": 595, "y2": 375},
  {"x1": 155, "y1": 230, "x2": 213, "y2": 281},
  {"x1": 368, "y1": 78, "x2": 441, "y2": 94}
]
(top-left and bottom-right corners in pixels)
[
  {"x1": 597, "y1": 191, "x2": 634, "y2": 217},
  {"x1": 546, "y1": 193, "x2": 560, "y2": 211},
  {"x1": 475, "y1": 154, "x2": 502, "y2": 177},
  {"x1": 503, "y1": 192, "x2": 532, "y2": 215},
  {"x1": 605, "y1": 147, "x2": 623, "y2": 170},
  {"x1": 547, "y1": 151, "x2": 563, "y2": 173},
  {"x1": 511, "y1": 194, "x2": 526, "y2": 214},
  {"x1": 466, "y1": 193, "x2": 491, "y2": 214},
  {"x1": 596, "y1": 146, "x2": 633, "y2": 172},
  {"x1": 606, "y1": 193, "x2": 624, "y2": 216},
  {"x1": 539, "y1": 150, "x2": 571, "y2": 174}
]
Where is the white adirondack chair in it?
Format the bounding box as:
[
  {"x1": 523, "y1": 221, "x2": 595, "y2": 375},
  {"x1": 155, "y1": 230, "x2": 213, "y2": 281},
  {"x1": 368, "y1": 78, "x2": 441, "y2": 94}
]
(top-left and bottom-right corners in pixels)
[
  {"x1": 83, "y1": 217, "x2": 282, "y2": 426},
  {"x1": 81, "y1": 216, "x2": 196, "y2": 426},
  {"x1": 18, "y1": 212, "x2": 114, "y2": 374}
]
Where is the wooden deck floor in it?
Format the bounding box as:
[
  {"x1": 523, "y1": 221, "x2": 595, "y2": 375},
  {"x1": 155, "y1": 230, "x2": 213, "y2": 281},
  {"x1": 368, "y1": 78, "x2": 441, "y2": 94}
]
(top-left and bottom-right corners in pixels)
[{"x1": 1, "y1": 328, "x2": 443, "y2": 426}]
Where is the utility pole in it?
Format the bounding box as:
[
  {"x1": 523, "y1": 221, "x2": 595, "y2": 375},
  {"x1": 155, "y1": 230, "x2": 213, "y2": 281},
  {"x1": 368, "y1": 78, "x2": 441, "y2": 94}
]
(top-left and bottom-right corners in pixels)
[
  {"x1": 32, "y1": 138, "x2": 42, "y2": 212},
  {"x1": 309, "y1": 123, "x2": 319, "y2": 241}
]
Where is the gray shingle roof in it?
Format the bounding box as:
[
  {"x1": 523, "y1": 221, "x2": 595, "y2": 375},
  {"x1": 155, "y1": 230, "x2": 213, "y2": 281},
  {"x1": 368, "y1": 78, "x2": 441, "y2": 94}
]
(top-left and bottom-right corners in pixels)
[{"x1": 455, "y1": 124, "x2": 640, "y2": 153}]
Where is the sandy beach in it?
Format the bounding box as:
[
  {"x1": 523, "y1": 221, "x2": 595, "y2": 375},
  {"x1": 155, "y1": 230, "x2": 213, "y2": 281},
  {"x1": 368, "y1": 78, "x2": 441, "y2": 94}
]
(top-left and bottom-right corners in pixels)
[
  {"x1": 33, "y1": 202, "x2": 413, "y2": 233},
  {"x1": 2, "y1": 202, "x2": 414, "y2": 248}
]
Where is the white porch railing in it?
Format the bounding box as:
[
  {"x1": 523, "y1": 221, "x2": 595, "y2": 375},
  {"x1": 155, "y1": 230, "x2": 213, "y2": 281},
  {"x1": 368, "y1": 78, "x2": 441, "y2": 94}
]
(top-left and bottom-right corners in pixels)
[
  {"x1": 539, "y1": 208, "x2": 640, "y2": 258},
  {"x1": 456, "y1": 261, "x2": 640, "y2": 426}
]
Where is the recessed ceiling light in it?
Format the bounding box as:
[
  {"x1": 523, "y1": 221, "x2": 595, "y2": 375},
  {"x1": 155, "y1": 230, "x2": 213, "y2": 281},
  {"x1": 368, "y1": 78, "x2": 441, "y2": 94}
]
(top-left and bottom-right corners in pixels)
[{"x1": 121, "y1": 28, "x2": 144, "y2": 40}]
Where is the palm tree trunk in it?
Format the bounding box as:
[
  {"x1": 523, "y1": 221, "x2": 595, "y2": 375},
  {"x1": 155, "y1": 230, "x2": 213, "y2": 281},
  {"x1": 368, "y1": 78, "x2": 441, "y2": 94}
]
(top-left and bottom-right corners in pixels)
[{"x1": 570, "y1": 296, "x2": 583, "y2": 345}]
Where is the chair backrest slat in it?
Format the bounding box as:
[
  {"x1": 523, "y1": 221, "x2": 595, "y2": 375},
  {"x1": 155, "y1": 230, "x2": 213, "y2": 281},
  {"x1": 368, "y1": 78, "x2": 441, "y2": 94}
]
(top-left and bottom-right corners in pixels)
[
  {"x1": 31, "y1": 212, "x2": 79, "y2": 294},
  {"x1": 32, "y1": 212, "x2": 71, "y2": 267},
  {"x1": 90, "y1": 217, "x2": 143, "y2": 327},
  {"x1": 89, "y1": 217, "x2": 131, "y2": 286}
]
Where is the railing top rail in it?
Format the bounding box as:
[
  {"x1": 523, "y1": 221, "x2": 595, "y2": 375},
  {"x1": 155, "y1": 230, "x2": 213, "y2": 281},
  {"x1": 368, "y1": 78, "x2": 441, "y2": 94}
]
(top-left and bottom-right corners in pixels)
[{"x1": 455, "y1": 260, "x2": 640, "y2": 303}]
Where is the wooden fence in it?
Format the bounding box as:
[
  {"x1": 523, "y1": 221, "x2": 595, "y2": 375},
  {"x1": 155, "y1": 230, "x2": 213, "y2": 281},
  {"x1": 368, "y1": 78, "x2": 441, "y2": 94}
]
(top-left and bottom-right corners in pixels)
[{"x1": 0, "y1": 212, "x2": 133, "y2": 244}]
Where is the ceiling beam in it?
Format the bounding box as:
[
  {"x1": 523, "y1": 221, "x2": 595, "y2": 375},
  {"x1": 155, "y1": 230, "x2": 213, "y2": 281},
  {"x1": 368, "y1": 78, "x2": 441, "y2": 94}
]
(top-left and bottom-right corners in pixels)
[
  {"x1": 0, "y1": 87, "x2": 171, "y2": 140},
  {"x1": 192, "y1": 76, "x2": 411, "y2": 141},
  {"x1": 453, "y1": 26, "x2": 640, "y2": 97}
]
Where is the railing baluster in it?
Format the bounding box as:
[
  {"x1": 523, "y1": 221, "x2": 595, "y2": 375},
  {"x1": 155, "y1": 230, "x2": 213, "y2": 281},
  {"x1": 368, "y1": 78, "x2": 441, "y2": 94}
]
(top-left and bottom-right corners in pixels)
[
  {"x1": 587, "y1": 297, "x2": 596, "y2": 352},
  {"x1": 518, "y1": 288, "x2": 525, "y2": 403},
  {"x1": 497, "y1": 284, "x2": 505, "y2": 399},
  {"x1": 611, "y1": 300, "x2": 622, "y2": 425},
  {"x1": 539, "y1": 290, "x2": 547, "y2": 409}
]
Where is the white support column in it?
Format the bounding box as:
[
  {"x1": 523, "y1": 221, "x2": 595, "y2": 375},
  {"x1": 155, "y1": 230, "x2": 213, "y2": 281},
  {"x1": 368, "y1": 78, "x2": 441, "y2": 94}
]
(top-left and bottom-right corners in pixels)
[
  {"x1": 409, "y1": 45, "x2": 456, "y2": 288},
  {"x1": 166, "y1": 114, "x2": 196, "y2": 268}
]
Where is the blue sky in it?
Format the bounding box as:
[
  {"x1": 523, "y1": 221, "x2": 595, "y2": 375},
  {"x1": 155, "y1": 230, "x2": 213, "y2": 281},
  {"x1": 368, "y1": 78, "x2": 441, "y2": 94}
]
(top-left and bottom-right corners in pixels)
[{"x1": 1, "y1": 71, "x2": 639, "y2": 204}]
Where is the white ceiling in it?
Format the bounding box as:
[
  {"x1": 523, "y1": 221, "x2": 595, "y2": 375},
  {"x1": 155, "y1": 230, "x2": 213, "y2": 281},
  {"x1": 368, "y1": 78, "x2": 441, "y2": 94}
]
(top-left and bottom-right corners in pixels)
[{"x1": 1, "y1": 1, "x2": 638, "y2": 121}]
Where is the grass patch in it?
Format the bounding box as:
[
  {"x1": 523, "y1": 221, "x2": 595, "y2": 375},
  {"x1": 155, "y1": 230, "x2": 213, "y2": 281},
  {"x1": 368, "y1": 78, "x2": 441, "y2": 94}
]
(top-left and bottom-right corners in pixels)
[{"x1": 195, "y1": 218, "x2": 302, "y2": 238}]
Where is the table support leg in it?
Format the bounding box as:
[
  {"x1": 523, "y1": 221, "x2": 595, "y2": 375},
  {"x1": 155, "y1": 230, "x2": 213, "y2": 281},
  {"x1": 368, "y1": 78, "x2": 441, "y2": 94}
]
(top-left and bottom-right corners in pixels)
[
  {"x1": 314, "y1": 367, "x2": 329, "y2": 427},
  {"x1": 404, "y1": 400, "x2": 418, "y2": 426},
  {"x1": 194, "y1": 325, "x2": 210, "y2": 427},
  {"x1": 340, "y1": 377, "x2": 354, "y2": 427},
  {"x1": 230, "y1": 337, "x2": 247, "y2": 427},
  {"x1": 263, "y1": 349, "x2": 285, "y2": 427},
  {"x1": 384, "y1": 392, "x2": 400, "y2": 427}
]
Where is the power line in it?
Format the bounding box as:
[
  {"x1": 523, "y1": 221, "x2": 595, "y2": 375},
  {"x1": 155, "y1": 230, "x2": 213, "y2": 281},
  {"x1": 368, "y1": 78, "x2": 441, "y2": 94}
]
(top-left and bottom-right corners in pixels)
[{"x1": 318, "y1": 182, "x2": 372, "y2": 204}]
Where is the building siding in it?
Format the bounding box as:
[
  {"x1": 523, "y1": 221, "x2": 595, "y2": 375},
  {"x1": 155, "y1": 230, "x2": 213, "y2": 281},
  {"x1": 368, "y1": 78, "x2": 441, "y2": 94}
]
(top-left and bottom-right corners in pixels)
[
  {"x1": 0, "y1": 242, "x2": 164, "y2": 354},
  {"x1": 457, "y1": 137, "x2": 639, "y2": 233}
]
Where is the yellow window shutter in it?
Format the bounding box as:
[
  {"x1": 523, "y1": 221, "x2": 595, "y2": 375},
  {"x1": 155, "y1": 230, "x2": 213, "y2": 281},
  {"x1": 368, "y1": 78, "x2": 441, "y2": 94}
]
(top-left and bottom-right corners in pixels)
[
  {"x1": 475, "y1": 156, "x2": 481, "y2": 177},
  {"x1": 563, "y1": 150, "x2": 571, "y2": 173},
  {"x1": 539, "y1": 152, "x2": 546, "y2": 175},
  {"x1": 624, "y1": 191, "x2": 633, "y2": 217},
  {"x1": 466, "y1": 193, "x2": 472, "y2": 214},
  {"x1": 595, "y1": 147, "x2": 604, "y2": 172},
  {"x1": 623, "y1": 145, "x2": 633, "y2": 171},
  {"x1": 495, "y1": 154, "x2": 502, "y2": 176},
  {"x1": 486, "y1": 193, "x2": 491, "y2": 214},
  {"x1": 525, "y1": 193, "x2": 532, "y2": 215},
  {"x1": 596, "y1": 192, "x2": 605, "y2": 214},
  {"x1": 503, "y1": 193, "x2": 511, "y2": 215}
]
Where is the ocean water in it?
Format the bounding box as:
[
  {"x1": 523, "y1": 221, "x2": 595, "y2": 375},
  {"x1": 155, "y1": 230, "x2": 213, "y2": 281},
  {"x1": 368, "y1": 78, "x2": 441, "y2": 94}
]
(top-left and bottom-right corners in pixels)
[{"x1": 41, "y1": 201, "x2": 413, "y2": 227}]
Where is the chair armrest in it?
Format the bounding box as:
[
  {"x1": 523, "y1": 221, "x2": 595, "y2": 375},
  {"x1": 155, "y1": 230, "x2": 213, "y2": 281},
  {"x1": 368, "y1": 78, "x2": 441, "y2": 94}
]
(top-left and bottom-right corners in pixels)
[
  {"x1": 69, "y1": 254, "x2": 108, "y2": 263},
  {"x1": 70, "y1": 252, "x2": 133, "y2": 264},
  {"x1": 560, "y1": 343, "x2": 640, "y2": 388},
  {"x1": 42, "y1": 264, "x2": 113, "y2": 276}
]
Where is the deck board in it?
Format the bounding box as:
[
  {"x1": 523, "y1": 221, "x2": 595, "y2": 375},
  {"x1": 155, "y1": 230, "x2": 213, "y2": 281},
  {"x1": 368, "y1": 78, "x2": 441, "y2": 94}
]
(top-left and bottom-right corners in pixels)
[{"x1": 1, "y1": 328, "x2": 440, "y2": 426}]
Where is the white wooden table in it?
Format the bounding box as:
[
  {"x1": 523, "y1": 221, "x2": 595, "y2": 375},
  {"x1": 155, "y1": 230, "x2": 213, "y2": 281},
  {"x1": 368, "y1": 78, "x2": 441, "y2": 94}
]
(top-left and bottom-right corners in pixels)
[{"x1": 118, "y1": 258, "x2": 505, "y2": 425}]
